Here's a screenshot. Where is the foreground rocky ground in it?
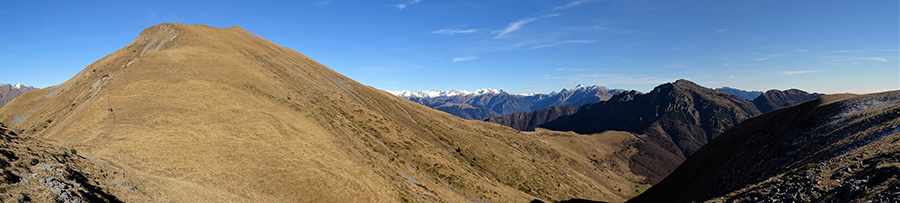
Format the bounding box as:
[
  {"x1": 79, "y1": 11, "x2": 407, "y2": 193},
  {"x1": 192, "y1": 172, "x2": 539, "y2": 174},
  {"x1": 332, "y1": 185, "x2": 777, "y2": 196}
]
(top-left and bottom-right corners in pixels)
[{"x1": 0, "y1": 122, "x2": 151, "y2": 202}]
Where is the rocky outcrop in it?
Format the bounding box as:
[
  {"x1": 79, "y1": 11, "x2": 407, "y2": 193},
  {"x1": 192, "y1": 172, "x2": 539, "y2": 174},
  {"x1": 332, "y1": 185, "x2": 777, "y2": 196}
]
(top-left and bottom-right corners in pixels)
[{"x1": 0, "y1": 122, "x2": 151, "y2": 202}]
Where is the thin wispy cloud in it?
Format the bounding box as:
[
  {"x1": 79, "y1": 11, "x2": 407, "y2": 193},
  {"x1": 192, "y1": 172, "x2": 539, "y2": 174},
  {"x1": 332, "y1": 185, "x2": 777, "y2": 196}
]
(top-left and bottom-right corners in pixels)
[
  {"x1": 392, "y1": 0, "x2": 420, "y2": 9},
  {"x1": 728, "y1": 75, "x2": 735, "y2": 79},
  {"x1": 146, "y1": 7, "x2": 156, "y2": 20},
  {"x1": 821, "y1": 55, "x2": 893, "y2": 63},
  {"x1": 496, "y1": 19, "x2": 533, "y2": 38},
  {"x1": 452, "y1": 56, "x2": 477, "y2": 63},
  {"x1": 431, "y1": 29, "x2": 479, "y2": 35},
  {"x1": 783, "y1": 70, "x2": 816, "y2": 75},
  {"x1": 715, "y1": 28, "x2": 728, "y2": 34},
  {"x1": 564, "y1": 23, "x2": 625, "y2": 32},
  {"x1": 855, "y1": 57, "x2": 888, "y2": 62},
  {"x1": 530, "y1": 40, "x2": 596, "y2": 49},
  {"x1": 553, "y1": 0, "x2": 593, "y2": 11},
  {"x1": 755, "y1": 58, "x2": 768, "y2": 61},
  {"x1": 826, "y1": 49, "x2": 899, "y2": 53},
  {"x1": 495, "y1": 14, "x2": 560, "y2": 39},
  {"x1": 554, "y1": 68, "x2": 590, "y2": 71},
  {"x1": 664, "y1": 64, "x2": 685, "y2": 68},
  {"x1": 672, "y1": 47, "x2": 681, "y2": 51},
  {"x1": 796, "y1": 49, "x2": 808, "y2": 52}
]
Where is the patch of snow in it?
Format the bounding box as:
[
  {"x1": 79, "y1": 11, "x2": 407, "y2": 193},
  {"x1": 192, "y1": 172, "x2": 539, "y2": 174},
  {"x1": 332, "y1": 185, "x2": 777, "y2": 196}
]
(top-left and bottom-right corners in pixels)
[
  {"x1": 473, "y1": 88, "x2": 503, "y2": 95},
  {"x1": 838, "y1": 93, "x2": 900, "y2": 118},
  {"x1": 389, "y1": 84, "x2": 614, "y2": 98},
  {"x1": 388, "y1": 89, "x2": 504, "y2": 98},
  {"x1": 12, "y1": 83, "x2": 32, "y2": 89}
]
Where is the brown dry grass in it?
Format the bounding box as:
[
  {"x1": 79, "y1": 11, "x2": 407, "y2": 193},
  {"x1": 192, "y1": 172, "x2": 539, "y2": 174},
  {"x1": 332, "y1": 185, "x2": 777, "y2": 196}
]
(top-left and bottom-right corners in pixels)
[{"x1": 0, "y1": 23, "x2": 646, "y2": 202}]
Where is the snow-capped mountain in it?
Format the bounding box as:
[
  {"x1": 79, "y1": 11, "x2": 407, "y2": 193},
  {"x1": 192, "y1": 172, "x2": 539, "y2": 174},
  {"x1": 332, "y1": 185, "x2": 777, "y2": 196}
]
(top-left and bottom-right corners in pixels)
[
  {"x1": 389, "y1": 84, "x2": 627, "y2": 120},
  {"x1": 1, "y1": 83, "x2": 38, "y2": 108},
  {"x1": 12, "y1": 83, "x2": 34, "y2": 89},
  {"x1": 388, "y1": 88, "x2": 509, "y2": 98}
]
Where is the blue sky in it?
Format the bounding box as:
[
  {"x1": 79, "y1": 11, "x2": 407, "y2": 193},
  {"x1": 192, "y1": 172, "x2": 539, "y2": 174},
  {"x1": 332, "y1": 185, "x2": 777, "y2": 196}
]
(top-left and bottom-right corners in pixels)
[{"x1": 1, "y1": 1, "x2": 898, "y2": 94}]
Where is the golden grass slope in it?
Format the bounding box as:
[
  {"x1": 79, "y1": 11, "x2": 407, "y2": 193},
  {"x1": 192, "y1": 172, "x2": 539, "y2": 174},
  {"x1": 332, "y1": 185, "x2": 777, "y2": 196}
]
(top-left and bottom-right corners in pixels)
[{"x1": 0, "y1": 23, "x2": 648, "y2": 202}]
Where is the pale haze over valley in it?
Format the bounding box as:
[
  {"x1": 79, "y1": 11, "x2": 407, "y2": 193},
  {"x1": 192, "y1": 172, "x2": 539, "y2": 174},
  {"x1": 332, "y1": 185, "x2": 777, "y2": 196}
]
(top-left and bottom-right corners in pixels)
[{"x1": 1, "y1": 1, "x2": 898, "y2": 94}]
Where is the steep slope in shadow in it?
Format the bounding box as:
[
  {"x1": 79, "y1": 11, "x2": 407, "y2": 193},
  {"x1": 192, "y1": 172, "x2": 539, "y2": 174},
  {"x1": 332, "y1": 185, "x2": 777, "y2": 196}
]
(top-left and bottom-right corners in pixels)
[
  {"x1": 0, "y1": 23, "x2": 647, "y2": 202},
  {"x1": 486, "y1": 106, "x2": 580, "y2": 131},
  {"x1": 489, "y1": 80, "x2": 761, "y2": 184},
  {"x1": 432, "y1": 103, "x2": 501, "y2": 120},
  {"x1": 540, "y1": 79, "x2": 761, "y2": 158},
  {"x1": 752, "y1": 89, "x2": 824, "y2": 113},
  {"x1": 629, "y1": 91, "x2": 900, "y2": 203}
]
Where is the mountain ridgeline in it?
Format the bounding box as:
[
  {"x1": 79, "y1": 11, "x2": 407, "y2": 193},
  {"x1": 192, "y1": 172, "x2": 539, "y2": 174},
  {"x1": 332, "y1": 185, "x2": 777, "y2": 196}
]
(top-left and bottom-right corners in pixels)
[
  {"x1": 392, "y1": 85, "x2": 627, "y2": 120},
  {"x1": 487, "y1": 82, "x2": 824, "y2": 142},
  {"x1": 753, "y1": 89, "x2": 825, "y2": 113},
  {"x1": 487, "y1": 80, "x2": 826, "y2": 184},
  {"x1": 0, "y1": 83, "x2": 38, "y2": 108},
  {"x1": 0, "y1": 23, "x2": 658, "y2": 202},
  {"x1": 492, "y1": 80, "x2": 762, "y2": 155},
  {"x1": 1, "y1": 23, "x2": 873, "y2": 203},
  {"x1": 715, "y1": 87, "x2": 763, "y2": 101},
  {"x1": 630, "y1": 91, "x2": 900, "y2": 203}
]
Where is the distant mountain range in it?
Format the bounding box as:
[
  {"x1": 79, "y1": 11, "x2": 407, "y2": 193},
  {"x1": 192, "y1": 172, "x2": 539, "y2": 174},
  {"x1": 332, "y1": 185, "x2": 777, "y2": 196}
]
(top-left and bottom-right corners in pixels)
[
  {"x1": 630, "y1": 90, "x2": 900, "y2": 203},
  {"x1": 715, "y1": 87, "x2": 763, "y2": 100},
  {"x1": 389, "y1": 84, "x2": 628, "y2": 120},
  {"x1": 0, "y1": 83, "x2": 37, "y2": 108},
  {"x1": 487, "y1": 80, "x2": 825, "y2": 184},
  {"x1": 488, "y1": 85, "x2": 823, "y2": 133},
  {"x1": 492, "y1": 80, "x2": 763, "y2": 184},
  {"x1": 392, "y1": 85, "x2": 821, "y2": 121}
]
